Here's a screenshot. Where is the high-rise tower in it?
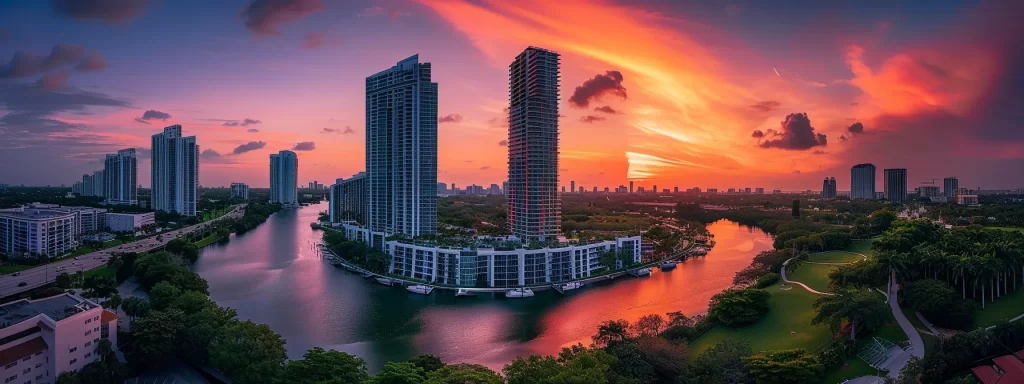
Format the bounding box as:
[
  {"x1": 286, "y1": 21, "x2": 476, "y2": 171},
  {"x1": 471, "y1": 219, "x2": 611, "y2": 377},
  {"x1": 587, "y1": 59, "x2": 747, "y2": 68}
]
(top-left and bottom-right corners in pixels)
[
  {"x1": 884, "y1": 168, "x2": 908, "y2": 204},
  {"x1": 269, "y1": 150, "x2": 298, "y2": 206},
  {"x1": 151, "y1": 125, "x2": 198, "y2": 216},
  {"x1": 508, "y1": 47, "x2": 561, "y2": 244},
  {"x1": 850, "y1": 163, "x2": 876, "y2": 199},
  {"x1": 104, "y1": 148, "x2": 137, "y2": 205}
]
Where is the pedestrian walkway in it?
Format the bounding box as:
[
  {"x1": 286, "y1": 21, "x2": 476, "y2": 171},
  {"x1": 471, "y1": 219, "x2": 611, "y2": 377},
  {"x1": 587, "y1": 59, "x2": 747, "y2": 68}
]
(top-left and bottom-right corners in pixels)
[
  {"x1": 780, "y1": 250, "x2": 867, "y2": 296},
  {"x1": 883, "y1": 273, "x2": 925, "y2": 377}
]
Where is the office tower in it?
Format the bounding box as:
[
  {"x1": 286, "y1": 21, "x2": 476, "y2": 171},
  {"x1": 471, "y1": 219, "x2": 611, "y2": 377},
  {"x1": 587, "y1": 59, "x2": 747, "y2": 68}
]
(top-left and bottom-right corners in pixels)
[
  {"x1": 674, "y1": 187, "x2": 678, "y2": 193},
  {"x1": 629, "y1": 181, "x2": 634, "y2": 194},
  {"x1": 330, "y1": 172, "x2": 367, "y2": 224},
  {"x1": 821, "y1": 177, "x2": 836, "y2": 198},
  {"x1": 437, "y1": 182, "x2": 447, "y2": 195},
  {"x1": 104, "y1": 148, "x2": 138, "y2": 205},
  {"x1": 593, "y1": 186, "x2": 598, "y2": 193},
  {"x1": 884, "y1": 168, "x2": 908, "y2": 204},
  {"x1": 944, "y1": 177, "x2": 959, "y2": 197},
  {"x1": 269, "y1": 150, "x2": 298, "y2": 206},
  {"x1": 570, "y1": 181, "x2": 575, "y2": 194},
  {"x1": 366, "y1": 54, "x2": 438, "y2": 239},
  {"x1": 450, "y1": 183, "x2": 455, "y2": 193},
  {"x1": 744, "y1": 187, "x2": 751, "y2": 194},
  {"x1": 502, "y1": 181, "x2": 508, "y2": 195},
  {"x1": 653, "y1": 185, "x2": 658, "y2": 194},
  {"x1": 230, "y1": 182, "x2": 250, "y2": 200},
  {"x1": 91, "y1": 170, "x2": 104, "y2": 197},
  {"x1": 755, "y1": 187, "x2": 764, "y2": 194},
  {"x1": 561, "y1": 186, "x2": 566, "y2": 193},
  {"x1": 151, "y1": 125, "x2": 198, "y2": 215},
  {"x1": 919, "y1": 186, "x2": 940, "y2": 198},
  {"x1": 508, "y1": 47, "x2": 560, "y2": 244},
  {"x1": 850, "y1": 163, "x2": 876, "y2": 199}
]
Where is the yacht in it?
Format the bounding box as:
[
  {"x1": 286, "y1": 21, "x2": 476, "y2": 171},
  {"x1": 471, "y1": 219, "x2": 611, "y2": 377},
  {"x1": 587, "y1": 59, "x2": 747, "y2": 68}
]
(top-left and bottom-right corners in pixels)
[
  {"x1": 659, "y1": 261, "x2": 677, "y2": 270},
  {"x1": 632, "y1": 267, "x2": 652, "y2": 276},
  {"x1": 455, "y1": 289, "x2": 477, "y2": 297},
  {"x1": 560, "y1": 281, "x2": 584, "y2": 291},
  {"x1": 505, "y1": 288, "x2": 535, "y2": 298},
  {"x1": 375, "y1": 277, "x2": 396, "y2": 286},
  {"x1": 406, "y1": 285, "x2": 433, "y2": 295},
  {"x1": 361, "y1": 271, "x2": 374, "y2": 278},
  {"x1": 341, "y1": 263, "x2": 358, "y2": 272}
]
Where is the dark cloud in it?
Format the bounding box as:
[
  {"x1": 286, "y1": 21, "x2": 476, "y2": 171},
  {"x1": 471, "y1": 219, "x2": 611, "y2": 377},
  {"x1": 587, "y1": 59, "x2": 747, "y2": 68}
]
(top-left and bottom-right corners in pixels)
[
  {"x1": 320, "y1": 127, "x2": 338, "y2": 133},
  {"x1": 751, "y1": 130, "x2": 764, "y2": 138},
  {"x1": 292, "y1": 141, "x2": 315, "y2": 151},
  {"x1": 812, "y1": 150, "x2": 827, "y2": 155},
  {"x1": 343, "y1": 126, "x2": 354, "y2": 134},
  {"x1": 480, "y1": 166, "x2": 491, "y2": 170},
  {"x1": 232, "y1": 141, "x2": 266, "y2": 154},
  {"x1": 200, "y1": 149, "x2": 222, "y2": 159},
  {"x1": 0, "y1": 44, "x2": 85, "y2": 79},
  {"x1": 498, "y1": 139, "x2": 508, "y2": 146},
  {"x1": 569, "y1": 70, "x2": 627, "y2": 108},
  {"x1": 75, "y1": 52, "x2": 107, "y2": 72},
  {"x1": 757, "y1": 113, "x2": 827, "y2": 150},
  {"x1": 850, "y1": 102, "x2": 859, "y2": 106},
  {"x1": 321, "y1": 126, "x2": 354, "y2": 134},
  {"x1": 438, "y1": 114, "x2": 463, "y2": 123},
  {"x1": 0, "y1": 83, "x2": 130, "y2": 134},
  {"x1": 750, "y1": 100, "x2": 781, "y2": 112},
  {"x1": 242, "y1": 0, "x2": 324, "y2": 36},
  {"x1": 847, "y1": 122, "x2": 864, "y2": 134},
  {"x1": 303, "y1": 30, "x2": 341, "y2": 49},
  {"x1": 792, "y1": 170, "x2": 801, "y2": 174},
  {"x1": 133, "y1": 109, "x2": 170, "y2": 124},
  {"x1": 36, "y1": 71, "x2": 70, "y2": 90},
  {"x1": 580, "y1": 115, "x2": 606, "y2": 123},
  {"x1": 51, "y1": 0, "x2": 147, "y2": 23},
  {"x1": 840, "y1": 135, "x2": 848, "y2": 142},
  {"x1": 594, "y1": 105, "x2": 619, "y2": 114},
  {"x1": 223, "y1": 118, "x2": 261, "y2": 127},
  {"x1": 247, "y1": 128, "x2": 259, "y2": 133}
]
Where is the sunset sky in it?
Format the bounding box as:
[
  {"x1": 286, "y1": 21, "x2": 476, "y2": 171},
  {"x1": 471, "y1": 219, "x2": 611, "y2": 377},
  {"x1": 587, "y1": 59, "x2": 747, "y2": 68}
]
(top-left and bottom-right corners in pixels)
[{"x1": 1, "y1": 0, "x2": 1021, "y2": 191}]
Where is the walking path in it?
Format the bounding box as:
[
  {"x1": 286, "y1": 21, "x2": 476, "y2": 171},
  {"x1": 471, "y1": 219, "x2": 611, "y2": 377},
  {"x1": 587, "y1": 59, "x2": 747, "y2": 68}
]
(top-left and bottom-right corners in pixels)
[
  {"x1": 883, "y1": 273, "x2": 925, "y2": 377},
  {"x1": 780, "y1": 250, "x2": 868, "y2": 296}
]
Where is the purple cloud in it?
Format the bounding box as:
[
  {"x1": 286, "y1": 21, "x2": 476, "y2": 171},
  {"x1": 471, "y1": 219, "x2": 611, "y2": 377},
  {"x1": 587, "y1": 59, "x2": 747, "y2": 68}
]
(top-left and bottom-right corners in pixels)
[
  {"x1": 0, "y1": 44, "x2": 85, "y2": 79},
  {"x1": 242, "y1": 0, "x2": 324, "y2": 36},
  {"x1": 498, "y1": 139, "x2": 508, "y2": 146},
  {"x1": 751, "y1": 100, "x2": 781, "y2": 112},
  {"x1": 569, "y1": 70, "x2": 627, "y2": 108},
  {"x1": 51, "y1": 0, "x2": 147, "y2": 23},
  {"x1": 36, "y1": 71, "x2": 69, "y2": 90},
  {"x1": 247, "y1": 128, "x2": 259, "y2": 133},
  {"x1": 134, "y1": 109, "x2": 171, "y2": 124},
  {"x1": 438, "y1": 114, "x2": 463, "y2": 123},
  {"x1": 75, "y1": 52, "x2": 107, "y2": 72},
  {"x1": 847, "y1": 122, "x2": 864, "y2": 134},
  {"x1": 594, "y1": 105, "x2": 619, "y2": 114},
  {"x1": 292, "y1": 141, "x2": 315, "y2": 151},
  {"x1": 223, "y1": 118, "x2": 261, "y2": 127},
  {"x1": 232, "y1": 141, "x2": 266, "y2": 154},
  {"x1": 757, "y1": 113, "x2": 827, "y2": 150},
  {"x1": 579, "y1": 115, "x2": 606, "y2": 123},
  {"x1": 303, "y1": 30, "x2": 341, "y2": 49}
]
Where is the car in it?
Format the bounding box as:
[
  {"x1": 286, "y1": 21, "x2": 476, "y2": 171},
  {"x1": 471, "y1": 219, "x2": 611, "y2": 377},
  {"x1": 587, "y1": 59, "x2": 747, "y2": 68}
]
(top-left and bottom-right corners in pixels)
[
  {"x1": 17, "y1": 282, "x2": 26, "y2": 287},
  {"x1": 12, "y1": 272, "x2": 20, "y2": 277}
]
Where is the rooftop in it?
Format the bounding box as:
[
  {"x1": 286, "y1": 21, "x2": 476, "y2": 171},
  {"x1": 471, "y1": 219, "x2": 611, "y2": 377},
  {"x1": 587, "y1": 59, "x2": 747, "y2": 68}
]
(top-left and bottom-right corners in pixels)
[
  {"x1": 0, "y1": 294, "x2": 98, "y2": 329},
  {"x1": 0, "y1": 208, "x2": 76, "y2": 220}
]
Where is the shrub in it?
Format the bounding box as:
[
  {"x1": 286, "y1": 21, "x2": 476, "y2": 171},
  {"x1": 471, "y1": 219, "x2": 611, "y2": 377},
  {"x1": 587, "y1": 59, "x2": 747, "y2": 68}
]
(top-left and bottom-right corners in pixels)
[{"x1": 753, "y1": 272, "x2": 780, "y2": 288}]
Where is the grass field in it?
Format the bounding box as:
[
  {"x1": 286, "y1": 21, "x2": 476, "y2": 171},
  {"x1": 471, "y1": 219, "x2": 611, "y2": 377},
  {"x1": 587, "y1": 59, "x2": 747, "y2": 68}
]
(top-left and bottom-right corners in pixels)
[
  {"x1": 973, "y1": 286, "x2": 1024, "y2": 328},
  {"x1": 201, "y1": 207, "x2": 231, "y2": 222},
  {"x1": 787, "y1": 263, "x2": 837, "y2": 292},
  {"x1": 985, "y1": 226, "x2": 1024, "y2": 233},
  {"x1": 808, "y1": 250, "x2": 866, "y2": 263},
  {"x1": 193, "y1": 234, "x2": 225, "y2": 248},
  {"x1": 84, "y1": 266, "x2": 115, "y2": 280},
  {"x1": 687, "y1": 281, "x2": 833, "y2": 357},
  {"x1": 848, "y1": 240, "x2": 875, "y2": 257}
]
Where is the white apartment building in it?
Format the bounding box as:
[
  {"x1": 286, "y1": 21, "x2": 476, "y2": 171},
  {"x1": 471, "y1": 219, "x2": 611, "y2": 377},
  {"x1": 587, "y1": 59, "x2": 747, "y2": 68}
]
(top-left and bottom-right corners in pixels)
[
  {"x1": 61, "y1": 207, "x2": 107, "y2": 237},
  {"x1": 103, "y1": 149, "x2": 137, "y2": 205},
  {"x1": 230, "y1": 182, "x2": 250, "y2": 200},
  {"x1": 151, "y1": 125, "x2": 199, "y2": 216},
  {"x1": 269, "y1": 151, "x2": 298, "y2": 206},
  {"x1": 0, "y1": 294, "x2": 119, "y2": 384},
  {"x1": 0, "y1": 208, "x2": 77, "y2": 258},
  {"x1": 104, "y1": 212, "x2": 155, "y2": 233}
]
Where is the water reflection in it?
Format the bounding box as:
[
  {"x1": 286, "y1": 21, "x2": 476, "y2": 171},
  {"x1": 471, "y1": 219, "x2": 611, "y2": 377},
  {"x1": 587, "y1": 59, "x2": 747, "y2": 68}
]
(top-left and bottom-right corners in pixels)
[{"x1": 193, "y1": 203, "x2": 774, "y2": 371}]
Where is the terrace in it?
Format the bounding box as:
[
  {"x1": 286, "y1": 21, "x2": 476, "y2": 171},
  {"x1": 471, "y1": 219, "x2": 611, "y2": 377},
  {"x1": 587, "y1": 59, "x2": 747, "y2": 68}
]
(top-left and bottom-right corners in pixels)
[{"x1": 0, "y1": 294, "x2": 98, "y2": 329}]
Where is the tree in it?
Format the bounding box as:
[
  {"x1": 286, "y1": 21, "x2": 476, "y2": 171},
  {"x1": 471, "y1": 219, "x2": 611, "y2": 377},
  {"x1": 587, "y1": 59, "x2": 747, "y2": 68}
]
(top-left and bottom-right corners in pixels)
[
  {"x1": 424, "y1": 364, "x2": 502, "y2": 384},
  {"x1": 682, "y1": 340, "x2": 753, "y2": 384},
  {"x1": 604, "y1": 340, "x2": 657, "y2": 384},
  {"x1": 180, "y1": 305, "x2": 238, "y2": 365},
  {"x1": 103, "y1": 294, "x2": 122, "y2": 311},
  {"x1": 284, "y1": 347, "x2": 369, "y2": 384},
  {"x1": 209, "y1": 320, "x2": 287, "y2": 384},
  {"x1": 813, "y1": 289, "x2": 890, "y2": 340},
  {"x1": 870, "y1": 209, "x2": 898, "y2": 233},
  {"x1": 708, "y1": 289, "x2": 771, "y2": 327},
  {"x1": 121, "y1": 297, "x2": 151, "y2": 321},
  {"x1": 148, "y1": 281, "x2": 181, "y2": 310},
  {"x1": 166, "y1": 238, "x2": 186, "y2": 254},
  {"x1": 636, "y1": 336, "x2": 687, "y2": 382},
  {"x1": 168, "y1": 290, "x2": 216, "y2": 314},
  {"x1": 368, "y1": 362, "x2": 425, "y2": 384},
  {"x1": 82, "y1": 275, "x2": 118, "y2": 298},
  {"x1": 55, "y1": 373, "x2": 81, "y2": 384},
  {"x1": 56, "y1": 272, "x2": 73, "y2": 289},
  {"x1": 126, "y1": 309, "x2": 186, "y2": 370},
  {"x1": 665, "y1": 311, "x2": 694, "y2": 328},
  {"x1": 504, "y1": 346, "x2": 614, "y2": 384},
  {"x1": 792, "y1": 200, "x2": 800, "y2": 218},
  {"x1": 902, "y1": 279, "x2": 977, "y2": 330},
  {"x1": 592, "y1": 319, "x2": 632, "y2": 347},
  {"x1": 631, "y1": 314, "x2": 664, "y2": 337},
  {"x1": 30, "y1": 286, "x2": 66, "y2": 299},
  {"x1": 742, "y1": 349, "x2": 823, "y2": 384},
  {"x1": 181, "y1": 244, "x2": 200, "y2": 263},
  {"x1": 409, "y1": 354, "x2": 446, "y2": 374}
]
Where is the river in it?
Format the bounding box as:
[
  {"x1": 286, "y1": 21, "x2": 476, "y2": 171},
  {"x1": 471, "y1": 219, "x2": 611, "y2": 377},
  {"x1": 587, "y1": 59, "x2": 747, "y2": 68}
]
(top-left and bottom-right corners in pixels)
[{"x1": 193, "y1": 202, "x2": 774, "y2": 371}]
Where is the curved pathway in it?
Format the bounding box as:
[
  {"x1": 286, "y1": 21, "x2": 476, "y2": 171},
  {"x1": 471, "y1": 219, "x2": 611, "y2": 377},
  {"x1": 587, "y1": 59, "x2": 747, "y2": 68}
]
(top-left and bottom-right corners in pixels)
[
  {"x1": 884, "y1": 273, "x2": 925, "y2": 378},
  {"x1": 780, "y1": 250, "x2": 866, "y2": 296}
]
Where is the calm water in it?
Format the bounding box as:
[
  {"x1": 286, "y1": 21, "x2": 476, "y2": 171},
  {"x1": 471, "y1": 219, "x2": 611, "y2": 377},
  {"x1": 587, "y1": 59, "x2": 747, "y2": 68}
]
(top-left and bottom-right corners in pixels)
[{"x1": 193, "y1": 202, "x2": 774, "y2": 371}]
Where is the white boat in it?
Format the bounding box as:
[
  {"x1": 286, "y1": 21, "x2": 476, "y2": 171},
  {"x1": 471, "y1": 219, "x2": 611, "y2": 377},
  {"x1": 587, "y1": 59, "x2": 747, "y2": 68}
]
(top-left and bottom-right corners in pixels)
[
  {"x1": 660, "y1": 261, "x2": 677, "y2": 270},
  {"x1": 342, "y1": 264, "x2": 358, "y2": 272},
  {"x1": 632, "y1": 267, "x2": 652, "y2": 276},
  {"x1": 505, "y1": 288, "x2": 535, "y2": 298},
  {"x1": 455, "y1": 289, "x2": 477, "y2": 297},
  {"x1": 375, "y1": 277, "x2": 396, "y2": 286},
  {"x1": 406, "y1": 285, "x2": 433, "y2": 295},
  {"x1": 691, "y1": 248, "x2": 708, "y2": 256},
  {"x1": 560, "y1": 281, "x2": 584, "y2": 291},
  {"x1": 361, "y1": 271, "x2": 374, "y2": 278}
]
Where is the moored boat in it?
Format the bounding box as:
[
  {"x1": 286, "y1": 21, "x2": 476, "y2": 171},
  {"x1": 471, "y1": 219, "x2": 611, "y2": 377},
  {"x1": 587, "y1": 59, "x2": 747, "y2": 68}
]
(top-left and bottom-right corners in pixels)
[
  {"x1": 560, "y1": 281, "x2": 584, "y2": 291},
  {"x1": 406, "y1": 285, "x2": 433, "y2": 295},
  {"x1": 455, "y1": 289, "x2": 477, "y2": 297},
  {"x1": 505, "y1": 288, "x2": 535, "y2": 298},
  {"x1": 361, "y1": 271, "x2": 374, "y2": 278},
  {"x1": 633, "y1": 267, "x2": 652, "y2": 276},
  {"x1": 659, "y1": 261, "x2": 677, "y2": 270},
  {"x1": 375, "y1": 277, "x2": 396, "y2": 286}
]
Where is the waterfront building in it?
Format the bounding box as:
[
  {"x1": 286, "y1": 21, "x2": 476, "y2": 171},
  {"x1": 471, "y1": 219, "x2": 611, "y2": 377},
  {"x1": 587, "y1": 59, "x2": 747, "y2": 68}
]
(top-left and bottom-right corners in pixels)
[
  {"x1": 0, "y1": 293, "x2": 119, "y2": 381},
  {"x1": 230, "y1": 182, "x2": 250, "y2": 200},
  {"x1": 105, "y1": 212, "x2": 155, "y2": 233},
  {"x1": 366, "y1": 54, "x2": 438, "y2": 244},
  {"x1": 616, "y1": 185, "x2": 627, "y2": 193},
  {"x1": 850, "y1": 163, "x2": 876, "y2": 199},
  {"x1": 103, "y1": 148, "x2": 137, "y2": 205},
  {"x1": 708, "y1": 188, "x2": 717, "y2": 194},
  {"x1": 918, "y1": 185, "x2": 940, "y2": 198},
  {"x1": 151, "y1": 125, "x2": 198, "y2": 216},
  {"x1": 63, "y1": 207, "x2": 106, "y2": 236},
  {"x1": 0, "y1": 208, "x2": 76, "y2": 258},
  {"x1": 944, "y1": 177, "x2": 959, "y2": 197},
  {"x1": 269, "y1": 150, "x2": 298, "y2": 206},
  {"x1": 821, "y1": 177, "x2": 837, "y2": 199},
  {"x1": 329, "y1": 173, "x2": 368, "y2": 225},
  {"x1": 884, "y1": 168, "x2": 908, "y2": 204}
]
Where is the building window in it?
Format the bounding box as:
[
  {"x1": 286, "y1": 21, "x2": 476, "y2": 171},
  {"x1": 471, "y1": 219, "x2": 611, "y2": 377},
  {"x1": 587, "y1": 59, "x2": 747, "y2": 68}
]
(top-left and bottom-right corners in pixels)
[
  {"x1": 84, "y1": 330, "x2": 91, "y2": 336},
  {"x1": 69, "y1": 347, "x2": 76, "y2": 353},
  {"x1": 4, "y1": 375, "x2": 15, "y2": 383},
  {"x1": 4, "y1": 362, "x2": 15, "y2": 369},
  {"x1": 35, "y1": 376, "x2": 41, "y2": 381},
  {"x1": 20, "y1": 368, "x2": 28, "y2": 375},
  {"x1": 83, "y1": 353, "x2": 91, "y2": 359},
  {"x1": 19, "y1": 356, "x2": 28, "y2": 362},
  {"x1": 94, "y1": 327, "x2": 99, "y2": 332},
  {"x1": 93, "y1": 316, "x2": 99, "y2": 321},
  {"x1": 85, "y1": 319, "x2": 91, "y2": 324},
  {"x1": 84, "y1": 341, "x2": 91, "y2": 347},
  {"x1": 69, "y1": 359, "x2": 76, "y2": 365},
  {"x1": 33, "y1": 363, "x2": 40, "y2": 369},
  {"x1": 32, "y1": 352, "x2": 40, "y2": 357}
]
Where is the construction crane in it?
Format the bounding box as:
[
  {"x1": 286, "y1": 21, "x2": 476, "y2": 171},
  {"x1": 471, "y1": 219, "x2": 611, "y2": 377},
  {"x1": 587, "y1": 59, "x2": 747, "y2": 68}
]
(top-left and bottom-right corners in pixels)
[{"x1": 921, "y1": 178, "x2": 938, "y2": 185}]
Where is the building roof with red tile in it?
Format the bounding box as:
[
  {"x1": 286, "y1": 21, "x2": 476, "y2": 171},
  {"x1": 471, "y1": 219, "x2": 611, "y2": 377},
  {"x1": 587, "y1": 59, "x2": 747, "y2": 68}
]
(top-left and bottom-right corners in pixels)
[
  {"x1": 972, "y1": 353, "x2": 1024, "y2": 384},
  {"x1": 100, "y1": 309, "x2": 118, "y2": 324}
]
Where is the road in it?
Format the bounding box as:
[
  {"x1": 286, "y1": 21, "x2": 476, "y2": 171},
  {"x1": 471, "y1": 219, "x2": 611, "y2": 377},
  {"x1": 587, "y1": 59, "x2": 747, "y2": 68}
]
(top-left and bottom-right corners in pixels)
[{"x1": 0, "y1": 205, "x2": 244, "y2": 298}]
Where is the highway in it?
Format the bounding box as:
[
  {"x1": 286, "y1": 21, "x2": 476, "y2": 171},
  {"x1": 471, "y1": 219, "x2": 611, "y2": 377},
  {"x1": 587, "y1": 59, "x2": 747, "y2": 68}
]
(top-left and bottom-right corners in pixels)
[{"x1": 0, "y1": 205, "x2": 244, "y2": 298}]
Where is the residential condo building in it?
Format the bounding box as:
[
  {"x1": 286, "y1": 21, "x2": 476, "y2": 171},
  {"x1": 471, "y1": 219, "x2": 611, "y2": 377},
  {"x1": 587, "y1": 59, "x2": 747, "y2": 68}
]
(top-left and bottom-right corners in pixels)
[
  {"x1": 151, "y1": 125, "x2": 198, "y2": 216},
  {"x1": 0, "y1": 208, "x2": 77, "y2": 258},
  {"x1": 850, "y1": 163, "x2": 876, "y2": 199},
  {"x1": 103, "y1": 149, "x2": 137, "y2": 205},
  {"x1": 269, "y1": 151, "x2": 298, "y2": 206},
  {"x1": 884, "y1": 168, "x2": 908, "y2": 204},
  {"x1": 329, "y1": 173, "x2": 367, "y2": 224},
  {"x1": 365, "y1": 54, "x2": 438, "y2": 243},
  {"x1": 230, "y1": 182, "x2": 250, "y2": 200},
  {"x1": 944, "y1": 177, "x2": 959, "y2": 197},
  {"x1": 508, "y1": 47, "x2": 561, "y2": 244},
  {"x1": 821, "y1": 177, "x2": 837, "y2": 199}
]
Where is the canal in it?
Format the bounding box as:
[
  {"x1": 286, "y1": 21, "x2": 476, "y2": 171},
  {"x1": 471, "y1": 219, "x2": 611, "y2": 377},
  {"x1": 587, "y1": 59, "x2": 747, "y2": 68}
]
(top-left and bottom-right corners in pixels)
[{"x1": 192, "y1": 202, "x2": 774, "y2": 371}]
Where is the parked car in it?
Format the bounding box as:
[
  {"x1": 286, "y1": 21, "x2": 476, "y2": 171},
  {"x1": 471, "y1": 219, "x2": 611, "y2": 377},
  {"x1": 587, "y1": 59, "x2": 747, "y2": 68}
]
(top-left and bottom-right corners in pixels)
[
  {"x1": 12, "y1": 272, "x2": 20, "y2": 277},
  {"x1": 17, "y1": 282, "x2": 27, "y2": 287}
]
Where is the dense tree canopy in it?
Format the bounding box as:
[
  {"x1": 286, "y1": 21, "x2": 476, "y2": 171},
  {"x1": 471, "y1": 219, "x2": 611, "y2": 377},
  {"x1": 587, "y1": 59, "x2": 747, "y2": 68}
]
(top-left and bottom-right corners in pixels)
[{"x1": 708, "y1": 289, "x2": 771, "y2": 327}]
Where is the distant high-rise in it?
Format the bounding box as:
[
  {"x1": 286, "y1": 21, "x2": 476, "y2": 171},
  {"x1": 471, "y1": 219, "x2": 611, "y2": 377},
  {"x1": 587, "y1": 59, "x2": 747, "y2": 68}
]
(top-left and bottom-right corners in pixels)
[
  {"x1": 269, "y1": 150, "x2": 298, "y2": 206},
  {"x1": 570, "y1": 181, "x2": 575, "y2": 194},
  {"x1": 821, "y1": 177, "x2": 837, "y2": 199},
  {"x1": 629, "y1": 181, "x2": 634, "y2": 194},
  {"x1": 151, "y1": 125, "x2": 198, "y2": 215},
  {"x1": 230, "y1": 182, "x2": 249, "y2": 200},
  {"x1": 944, "y1": 177, "x2": 959, "y2": 197},
  {"x1": 329, "y1": 172, "x2": 367, "y2": 224},
  {"x1": 884, "y1": 168, "x2": 908, "y2": 204},
  {"x1": 366, "y1": 54, "x2": 438, "y2": 240},
  {"x1": 508, "y1": 47, "x2": 560, "y2": 244},
  {"x1": 91, "y1": 170, "x2": 104, "y2": 198},
  {"x1": 104, "y1": 148, "x2": 137, "y2": 205},
  {"x1": 850, "y1": 163, "x2": 876, "y2": 199}
]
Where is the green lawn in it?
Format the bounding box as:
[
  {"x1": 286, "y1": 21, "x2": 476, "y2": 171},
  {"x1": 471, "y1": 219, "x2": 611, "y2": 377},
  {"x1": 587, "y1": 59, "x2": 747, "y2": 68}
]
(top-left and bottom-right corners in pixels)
[
  {"x1": 201, "y1": 207, "x2": 231, "y2": 222},
  {"x1": 900, "y1": 307, "x2": 940, "y2": 355},
  {"x1": 808, "y1": 250, "x2": 865, "y2": 263},
  {"x1": 823, "y1": 308, "x2": 908, "y2": 383},
  {"x1": 70, "y1": 246, "x2": 96, "y2": 256},
  {"x1": 193, "y1": 234, "x2": 224, "y2": 248},
  {"x1": 84, "y1": 266, "x2": 115, "y2": 280},
  {"x1": 688, "y1": 282, "x2": 833, "y2": 357},
  {"x1": 985, "y1": 226, "x2": 1024, "y2": 233},
  {"x1": 973, "y1": 286, "x2": 1024, "y2": 328},
  {"x1": 847, "y1": 240, "x2": 875, "y2": 257},
  {"x1": 787, "y1": 263, "x2": 836, "y2": 292},
  {"x1": 101, "y1": 239, "x2": 123, "y2": 248}
]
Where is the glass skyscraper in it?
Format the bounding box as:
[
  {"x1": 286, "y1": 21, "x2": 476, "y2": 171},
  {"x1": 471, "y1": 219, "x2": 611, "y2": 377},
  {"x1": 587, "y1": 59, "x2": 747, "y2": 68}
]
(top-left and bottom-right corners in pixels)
[
  {"x1": 884, "y1": 168, "x2": 908, "y2": 204},
  {"x1": 850, "y1": 163, "x2": 876, "y2": 200},
  {"x1": 508, "y1": 47, "x2": 561, "y2": 244},
  {"x1": 103, "y1": 148, "x2": 136, "y2": 205},
  {"x1": 269, "y1": 150, "x2": 298, "y2": 206},
  {"x1": 151, "y1": 125, "x2": 198, "y2": 216},
  {"x1": 365, "y1": 55, "x2": 438, "y2": 241},
  {"x1": 943, "y1": 176, "x2": 959, "y2": 197}
]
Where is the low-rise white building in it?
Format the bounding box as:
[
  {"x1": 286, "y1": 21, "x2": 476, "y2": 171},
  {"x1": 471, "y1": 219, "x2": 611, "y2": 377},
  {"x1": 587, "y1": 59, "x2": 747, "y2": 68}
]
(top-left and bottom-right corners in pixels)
[
  {"x1": 957, "y1": 195, "x2": 979, "y2": 206},
  {"x1": 0, "y1": 293, "x2": 119, "y2": 384},
  {"x1": 105, "y1": 212, "x2": 155, "y2": 233},
  {"x1": 0, "y1": 208, "x2": 77, "y2": 258}
]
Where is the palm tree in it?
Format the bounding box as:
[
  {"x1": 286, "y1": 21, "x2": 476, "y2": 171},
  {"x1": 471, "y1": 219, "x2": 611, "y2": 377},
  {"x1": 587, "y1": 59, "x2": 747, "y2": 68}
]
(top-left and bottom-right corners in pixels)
[
  {"x1": 875, "y1": 251, "x2": 909, "y2": 280},
  {"x1": 812, "y1": 289, "x2": 890, "y2": 341}
]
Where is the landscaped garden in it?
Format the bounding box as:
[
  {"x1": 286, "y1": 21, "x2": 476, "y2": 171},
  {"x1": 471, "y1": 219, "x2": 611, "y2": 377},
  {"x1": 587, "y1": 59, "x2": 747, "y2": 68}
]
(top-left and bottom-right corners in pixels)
[{"x1": 973, "y1": 286, "x2": 1024, "y2": 328}]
